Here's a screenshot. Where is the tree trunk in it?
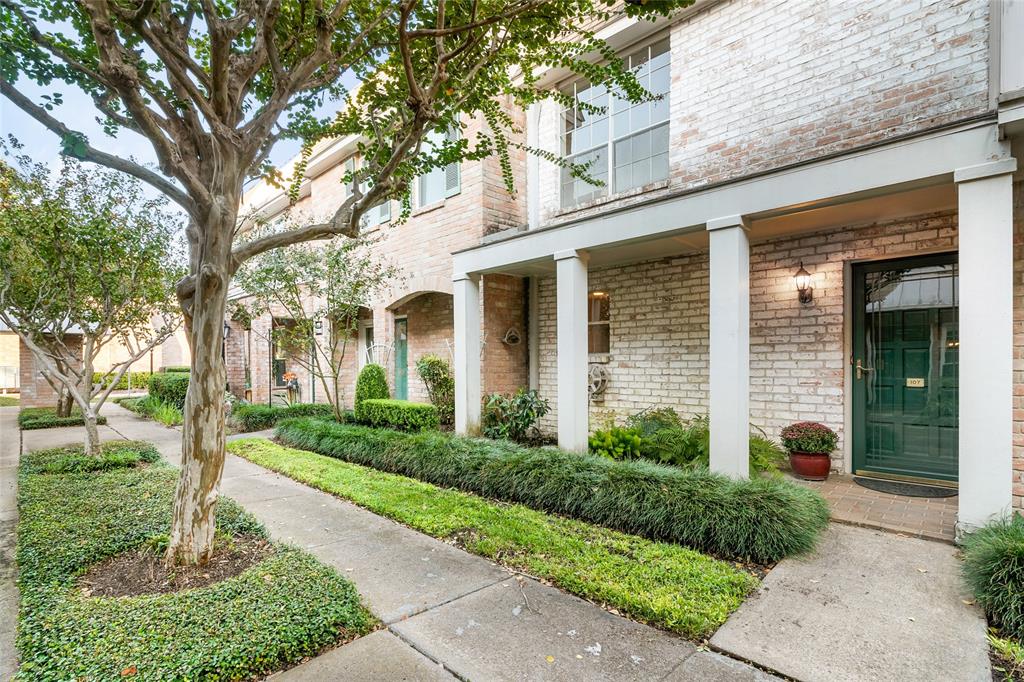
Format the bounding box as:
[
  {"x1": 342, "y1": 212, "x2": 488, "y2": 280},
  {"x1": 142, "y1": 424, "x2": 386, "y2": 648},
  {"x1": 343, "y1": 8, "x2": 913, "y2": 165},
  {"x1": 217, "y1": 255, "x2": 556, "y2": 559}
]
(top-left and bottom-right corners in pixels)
[
  {"x1": 55, "y1": 390, "x2": 73, "y2": 418},
  {"x1": 166, "y1": 194, "x2": 236, "y2": 566},
  {"x1": 83, "y1": 414, "x2": 101, "y2": 455}
]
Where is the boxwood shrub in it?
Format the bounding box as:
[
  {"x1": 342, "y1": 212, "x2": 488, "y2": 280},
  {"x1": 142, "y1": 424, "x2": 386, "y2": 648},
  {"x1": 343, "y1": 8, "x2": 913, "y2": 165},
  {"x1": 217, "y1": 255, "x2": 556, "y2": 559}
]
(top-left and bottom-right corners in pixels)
[
  {"x1": 353, "y1": 363, "x2": 389, "y2": 421},
  {"x1": 963, "y1": 516, "x2": 1024, "y2": 639},
  {"x1": 92, "y1": 371, "x2": 153, "y2": 391},
  {"x1": 148, "y1": 372, "x2": 190, "y2": 410},
  {"x1": 275, "y1": 418, "x2": 830, "y2": 563},
  {"x1": 163, "y1": 365, "x2": 191, "y2": 373},
  {"x1": 231, "y1": 402, "x2": 336, "y2": 432},
  {"x1": 18, "y1": 406, "x2": 107, "y2": 430},
  {"x1": 359, "y1": 399, "x2": 439, "y2": 432},
  {"x1": 16, "y1": 448, "x2": 372, "y2": 680}
]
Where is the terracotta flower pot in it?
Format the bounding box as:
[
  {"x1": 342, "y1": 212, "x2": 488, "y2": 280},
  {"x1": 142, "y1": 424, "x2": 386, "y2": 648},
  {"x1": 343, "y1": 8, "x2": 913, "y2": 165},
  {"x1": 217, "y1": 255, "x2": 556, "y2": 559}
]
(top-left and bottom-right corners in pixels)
[{"x1": 789, "y1": 451, "x2": 831, "y2": 481}]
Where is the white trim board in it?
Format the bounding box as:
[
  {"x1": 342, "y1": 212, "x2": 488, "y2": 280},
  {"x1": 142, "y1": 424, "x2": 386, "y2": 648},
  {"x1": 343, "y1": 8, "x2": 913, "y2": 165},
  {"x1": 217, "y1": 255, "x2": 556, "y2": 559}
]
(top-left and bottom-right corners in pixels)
[{"x1": 453, "y1": 120, "x2": 1008, "y2": 275}]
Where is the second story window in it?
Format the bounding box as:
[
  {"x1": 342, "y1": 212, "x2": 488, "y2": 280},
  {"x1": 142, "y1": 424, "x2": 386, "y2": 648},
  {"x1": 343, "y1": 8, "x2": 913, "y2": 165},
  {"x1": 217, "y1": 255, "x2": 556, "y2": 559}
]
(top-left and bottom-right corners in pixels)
[
  {"x1": 417, "y1": 127, "x2": 461, "y2": 208},
  {"x1": 561, "y1": 38, "x2": 670, "y2": 209},
  {"x1": 348, "y1": 157, "x2": 391, "y2": 228}
]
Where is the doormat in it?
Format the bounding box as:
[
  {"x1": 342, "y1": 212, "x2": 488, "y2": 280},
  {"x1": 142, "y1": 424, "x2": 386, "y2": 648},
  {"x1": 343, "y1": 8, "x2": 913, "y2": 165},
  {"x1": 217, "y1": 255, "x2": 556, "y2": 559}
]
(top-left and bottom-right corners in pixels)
[{"x1": 853, "y1": 477, "x2": 957, "y2": 498}]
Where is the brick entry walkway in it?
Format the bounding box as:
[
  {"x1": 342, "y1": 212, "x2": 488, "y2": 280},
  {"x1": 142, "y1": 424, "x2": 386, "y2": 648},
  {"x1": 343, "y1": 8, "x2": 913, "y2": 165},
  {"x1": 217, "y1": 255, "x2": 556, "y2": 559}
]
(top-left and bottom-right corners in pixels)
[{"x1": 793, "y1": 474, "x2": 957, "y2": 543}]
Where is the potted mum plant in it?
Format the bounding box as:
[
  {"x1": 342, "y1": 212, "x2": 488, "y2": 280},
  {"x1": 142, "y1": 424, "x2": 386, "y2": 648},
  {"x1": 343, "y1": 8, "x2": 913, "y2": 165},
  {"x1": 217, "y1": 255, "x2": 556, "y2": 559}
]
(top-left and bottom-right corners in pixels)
[{"x1": 781, "y1": 421, "x2": 838, "y2": 481}]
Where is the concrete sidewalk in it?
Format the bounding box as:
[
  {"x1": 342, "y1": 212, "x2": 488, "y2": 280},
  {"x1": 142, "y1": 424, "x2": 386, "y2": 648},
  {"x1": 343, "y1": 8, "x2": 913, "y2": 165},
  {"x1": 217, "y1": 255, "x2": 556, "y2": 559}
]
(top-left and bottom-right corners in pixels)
[
  {"x1": 0, "y1": 408, "x2": 19, "y2": 680},
  {"x1": 17, "y1": 403, "x2": 773, "y2": 681},
  {"x1": 711, "y1": 524, "x2": 990, "y2": 682}
]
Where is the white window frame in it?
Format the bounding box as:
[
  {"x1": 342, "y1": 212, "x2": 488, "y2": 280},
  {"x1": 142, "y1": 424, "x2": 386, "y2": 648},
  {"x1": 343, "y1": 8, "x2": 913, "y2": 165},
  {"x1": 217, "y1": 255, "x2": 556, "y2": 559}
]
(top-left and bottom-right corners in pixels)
[
  {"x1": 559, "y1": 37, "x2": 671, "y2": 210},
  {"x1": 587, "y1": 291, "x2": 610, "y2": 354},
  {"x1": 416, "y1": 126, "x2": 461, "y2": 208},
  {"x1": 357, "y1": 320, "x2": 374, "y2": 368}
]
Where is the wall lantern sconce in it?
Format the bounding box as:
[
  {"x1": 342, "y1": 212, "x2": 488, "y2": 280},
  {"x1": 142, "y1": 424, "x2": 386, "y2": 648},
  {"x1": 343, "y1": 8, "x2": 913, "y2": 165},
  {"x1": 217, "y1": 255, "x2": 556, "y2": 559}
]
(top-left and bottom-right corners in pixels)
[
  {"x1": 223, "y1": 321, "x2": 232, "y2": 340},
  {"x1": 794, "y1": 262, "x2": 813, "y2": 304}
]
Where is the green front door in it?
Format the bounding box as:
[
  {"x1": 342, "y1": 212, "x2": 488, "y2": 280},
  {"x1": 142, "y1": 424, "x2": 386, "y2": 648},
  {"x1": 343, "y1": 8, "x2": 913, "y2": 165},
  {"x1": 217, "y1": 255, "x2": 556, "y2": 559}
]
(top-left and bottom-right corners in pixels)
[
  {"x1": 852, "y1": 254, "x2": 959, "y2": 484},
  {"x1": 394, "y1": 317, "x2": 408, "y2": 400}
]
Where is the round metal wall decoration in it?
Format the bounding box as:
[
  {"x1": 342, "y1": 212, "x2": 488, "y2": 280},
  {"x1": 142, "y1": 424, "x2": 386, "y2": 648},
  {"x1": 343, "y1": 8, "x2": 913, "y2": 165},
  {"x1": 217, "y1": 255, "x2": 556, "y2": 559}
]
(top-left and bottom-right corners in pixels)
[{"x1": 588, "y1": 364, "x2": 609, "y2": 397}]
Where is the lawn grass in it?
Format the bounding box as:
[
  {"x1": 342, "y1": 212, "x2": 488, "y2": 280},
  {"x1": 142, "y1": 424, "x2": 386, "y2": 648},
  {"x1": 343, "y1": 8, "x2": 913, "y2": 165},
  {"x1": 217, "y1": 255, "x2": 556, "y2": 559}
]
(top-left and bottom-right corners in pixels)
[
  {"x1": 0, "y1": 394, "x2": 19, "y2": 406},
  {"x1": 18, "y1": 405, "x2": 107, "y2": 430},
  {"x1": 229, "y1": 437, "x2": 759, "y2": 639},
  {"x1": 16, "y1": 445, "x2": 373, "y2": 680}
]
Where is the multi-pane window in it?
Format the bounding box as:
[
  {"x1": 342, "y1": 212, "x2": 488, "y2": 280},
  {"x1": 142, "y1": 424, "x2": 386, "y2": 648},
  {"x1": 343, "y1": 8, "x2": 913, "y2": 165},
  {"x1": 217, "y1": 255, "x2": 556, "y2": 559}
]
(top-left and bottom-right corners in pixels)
[
  {"x1": 588, "y1": 292, "x2": 610, "y2": 353},
  {"x1": 346, "y1": 157, "x2": 391, "y2": 228},
  {"x1": 417, "y1": 127, "x2": 461, "y2": 207},
  {"x1": 561, "y1": 39, "x2": 670, "y2": 209}
]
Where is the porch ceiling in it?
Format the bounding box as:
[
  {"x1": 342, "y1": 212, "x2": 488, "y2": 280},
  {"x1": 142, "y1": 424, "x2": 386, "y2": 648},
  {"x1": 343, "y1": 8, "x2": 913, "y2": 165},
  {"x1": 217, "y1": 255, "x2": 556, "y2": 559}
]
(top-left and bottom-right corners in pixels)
[{"x1": 494, "y1": 183, "x2": 958, "y2": 276}]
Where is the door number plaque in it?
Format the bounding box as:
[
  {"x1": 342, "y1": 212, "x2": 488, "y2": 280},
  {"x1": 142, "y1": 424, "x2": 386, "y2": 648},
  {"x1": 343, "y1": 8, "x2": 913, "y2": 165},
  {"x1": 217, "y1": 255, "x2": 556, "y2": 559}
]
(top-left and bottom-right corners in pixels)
[{"x1": 906, "y1": 378, "x2": 925, "y2": 388}]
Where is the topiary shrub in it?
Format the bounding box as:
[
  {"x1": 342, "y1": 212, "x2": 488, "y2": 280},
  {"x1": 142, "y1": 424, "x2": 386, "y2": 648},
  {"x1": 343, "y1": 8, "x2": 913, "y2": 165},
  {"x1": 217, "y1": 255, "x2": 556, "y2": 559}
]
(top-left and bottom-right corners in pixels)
[
  {"x1": 359, "y1": 399, "x2": 439, "y2": 431},
  {"x1": 274, "y1": 417, "x2": 830, "y2": 563},
  {"x1": 231, "y1": 403, "x2": 335, "y2": 432},
  {"x1": 354, "y1": 363, "x2": 389, "y2": 421},
  {"x1": 963, "y1": 516, "x2": 1024, "y2": 639},
  {"x1": 415, "y1": 354, "x2": 454, "y2": 425},
  {"x1": 148, "y1": 372, "x2": 189, "y2": 410}
]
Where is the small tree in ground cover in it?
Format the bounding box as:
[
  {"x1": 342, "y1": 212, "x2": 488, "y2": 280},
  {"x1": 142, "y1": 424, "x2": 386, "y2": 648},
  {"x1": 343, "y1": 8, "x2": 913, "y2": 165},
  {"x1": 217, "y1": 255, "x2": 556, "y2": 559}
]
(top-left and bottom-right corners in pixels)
[
  {"x1": 235, "y1": 222, "x2": 397, "y2": 421},
  {"x1": 0, "y1": 151, "x2": 183, "y2": 454},
  {"x1": 1, "y1": 0, "x2": 687, "y2": 565}
]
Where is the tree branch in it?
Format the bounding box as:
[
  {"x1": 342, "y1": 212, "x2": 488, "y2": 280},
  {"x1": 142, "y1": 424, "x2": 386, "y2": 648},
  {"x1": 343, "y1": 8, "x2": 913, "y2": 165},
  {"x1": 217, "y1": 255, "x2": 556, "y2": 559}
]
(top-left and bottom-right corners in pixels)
[{"x1": 0, "y1": 77, "x2": 196, "y2": 214}]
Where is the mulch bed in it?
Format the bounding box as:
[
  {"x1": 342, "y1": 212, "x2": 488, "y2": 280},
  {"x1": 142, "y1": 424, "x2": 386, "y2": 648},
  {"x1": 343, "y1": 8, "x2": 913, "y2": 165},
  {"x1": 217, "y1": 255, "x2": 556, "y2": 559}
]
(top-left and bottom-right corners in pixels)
[{"x1": 79, "y1": 536, "x2": 274, "y2": 597}]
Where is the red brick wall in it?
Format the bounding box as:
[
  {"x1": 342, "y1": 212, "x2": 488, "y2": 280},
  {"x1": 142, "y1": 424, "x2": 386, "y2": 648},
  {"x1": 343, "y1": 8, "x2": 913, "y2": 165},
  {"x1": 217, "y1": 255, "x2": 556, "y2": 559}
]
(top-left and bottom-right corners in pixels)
[
  {"x1": 19, "y1": 335, "x2": 83, "y2": 408},
  {"x1": 482, "y1": 274, "x2": 529, "y2": 395},
  {"x1": 394, "y1": 292, "x2": 454, "y2": 403}
]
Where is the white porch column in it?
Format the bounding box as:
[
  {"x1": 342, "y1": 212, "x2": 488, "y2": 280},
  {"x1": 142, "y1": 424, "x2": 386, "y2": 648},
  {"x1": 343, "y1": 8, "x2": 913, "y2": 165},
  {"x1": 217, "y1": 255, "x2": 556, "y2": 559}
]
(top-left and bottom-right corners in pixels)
[
  {"x1": 955, "y1": 158, "x2": 1017, "y2": 532},
  {"x1": 554, "y1": 249, "x2": 589, "y2": 452},
  {"x1": 707, "y1": 215, "x2": 751, "y2": 479},
  {"x1": 453, "y1": 272, "x2": 481, "y2": 435}
]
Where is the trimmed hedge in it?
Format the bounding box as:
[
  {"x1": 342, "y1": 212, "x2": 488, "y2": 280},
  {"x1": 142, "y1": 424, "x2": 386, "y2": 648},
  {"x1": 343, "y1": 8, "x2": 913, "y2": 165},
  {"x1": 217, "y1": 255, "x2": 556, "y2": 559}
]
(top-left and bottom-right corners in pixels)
[
  {"x1": 359, "y1": 399, "x2": 439, "y2": 432},
  {"x1": 148, "y1": 372, "x2": 189, "y2": 410},
  {"x1": 16, "y1": 445, "x2": 372, "y2": 679},
  {"x1": 275, "y1": 418, "x2": 830, "y2": 563},
  {"x1": 92, "y1": 371, "x2": 153, "y2": 391},
  {"x1": 353, "y1": 364, "x2": 388, "y2": 421},
  {"x1": 231, "y1": 403, "x2": 336, "y2": 432},
  {"x1": 963, "y1": 516, "x2": 1024, "y2": 639},
  {"x1": 163, "y1": 365, "x2": 191, "y2": 373},
  {"x1": 18, "y1": 407, "x2": 107, "y2": 430},
  {"x1": 20, "y1": 441, "x2": 160, "y2": 475}
]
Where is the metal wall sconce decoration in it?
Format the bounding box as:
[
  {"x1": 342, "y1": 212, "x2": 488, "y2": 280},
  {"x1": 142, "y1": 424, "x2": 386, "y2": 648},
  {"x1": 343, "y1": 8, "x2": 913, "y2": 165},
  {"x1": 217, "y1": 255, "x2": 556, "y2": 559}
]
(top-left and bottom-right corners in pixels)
[{"x1": 794, "y1": 262, "x2": 813, "y2": 304}]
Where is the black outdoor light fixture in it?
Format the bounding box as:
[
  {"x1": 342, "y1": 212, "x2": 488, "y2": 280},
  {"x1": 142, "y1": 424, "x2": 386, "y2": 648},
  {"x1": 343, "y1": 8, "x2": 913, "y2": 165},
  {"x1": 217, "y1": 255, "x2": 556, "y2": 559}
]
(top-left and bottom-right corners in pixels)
[
  {"x1": 223, "y1": 321, "x2": 231, "y2": 340},
  {"x1": 794, "y1": 262, "x2": 813, "y2": 304}
]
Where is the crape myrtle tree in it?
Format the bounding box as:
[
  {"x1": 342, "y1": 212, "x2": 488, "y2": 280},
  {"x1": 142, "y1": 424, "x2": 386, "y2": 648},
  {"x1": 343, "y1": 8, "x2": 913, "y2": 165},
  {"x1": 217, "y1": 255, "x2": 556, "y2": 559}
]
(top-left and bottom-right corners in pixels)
[
  {"x1": 234, "y1": 214, "x2": 400, "y2": 421},
  {"x1": 0, "y1": 0, "x2": 687, "y2": 565},
  {"x1": 0, "y1": 148, "x2": 183, "y2": 454}
]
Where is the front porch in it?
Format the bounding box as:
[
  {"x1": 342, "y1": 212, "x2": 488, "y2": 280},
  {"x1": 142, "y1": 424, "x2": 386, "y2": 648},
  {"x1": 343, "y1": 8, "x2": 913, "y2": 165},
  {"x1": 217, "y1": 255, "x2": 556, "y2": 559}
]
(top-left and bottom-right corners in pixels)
[{"x1": 452, "y1": 120, "x2": 1019, "y2": 534}]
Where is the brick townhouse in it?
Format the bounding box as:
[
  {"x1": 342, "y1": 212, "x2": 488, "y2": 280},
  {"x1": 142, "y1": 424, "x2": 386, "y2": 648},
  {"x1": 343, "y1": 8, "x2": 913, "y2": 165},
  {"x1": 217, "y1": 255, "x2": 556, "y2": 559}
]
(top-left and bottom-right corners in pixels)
[
  {"x1": 446, "y1": 0, "x2": 1024, "y2": 536},
  {"x1": 229, "y1": 98, "x2": 531, "y2": 410},
  {"x1": 233, "y1": 0, "x2": 1024, "y2": 535}
]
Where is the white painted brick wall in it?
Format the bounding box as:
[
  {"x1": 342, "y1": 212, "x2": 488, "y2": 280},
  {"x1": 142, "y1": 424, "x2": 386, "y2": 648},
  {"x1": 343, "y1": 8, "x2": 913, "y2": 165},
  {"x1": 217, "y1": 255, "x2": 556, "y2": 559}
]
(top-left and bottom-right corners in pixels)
[
  {"x1": 535, "y1": 0, "x2": 990, "y2": 225},
  {"x1": 535, "y1": 210, "x2": 959, "y2": 468}
]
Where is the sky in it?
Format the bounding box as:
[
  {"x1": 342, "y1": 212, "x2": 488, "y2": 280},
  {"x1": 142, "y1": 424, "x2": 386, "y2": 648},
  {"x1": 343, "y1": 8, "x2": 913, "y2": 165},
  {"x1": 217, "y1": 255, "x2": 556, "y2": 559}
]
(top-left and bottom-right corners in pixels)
[{"x1": 0, "y1": 76, "x2": 329, "y2": 205}]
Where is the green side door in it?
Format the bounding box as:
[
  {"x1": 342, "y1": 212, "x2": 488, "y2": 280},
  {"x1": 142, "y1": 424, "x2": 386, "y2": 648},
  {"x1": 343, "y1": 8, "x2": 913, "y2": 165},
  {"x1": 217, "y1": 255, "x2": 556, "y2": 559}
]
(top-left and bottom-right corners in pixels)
[
  {"x1": 394, "y1": 317, "x2": 408, "y2": 400},
  {"x1": 851, "y1": 254, "x2": 958, "y2": 484}
]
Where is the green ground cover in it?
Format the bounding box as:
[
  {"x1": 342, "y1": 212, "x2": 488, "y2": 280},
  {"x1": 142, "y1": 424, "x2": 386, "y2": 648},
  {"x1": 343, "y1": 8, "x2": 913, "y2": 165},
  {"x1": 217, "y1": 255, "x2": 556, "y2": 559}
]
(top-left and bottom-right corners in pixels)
[
  {"x1": 17, "y1": 406, "x2": 107, "y2": 430},
  {"x1": 229, "y1": 437, "x2": 758, "y2": 639},
  {"x1": 16, "y1": 444, "x2": 373, "y2": 680}
]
